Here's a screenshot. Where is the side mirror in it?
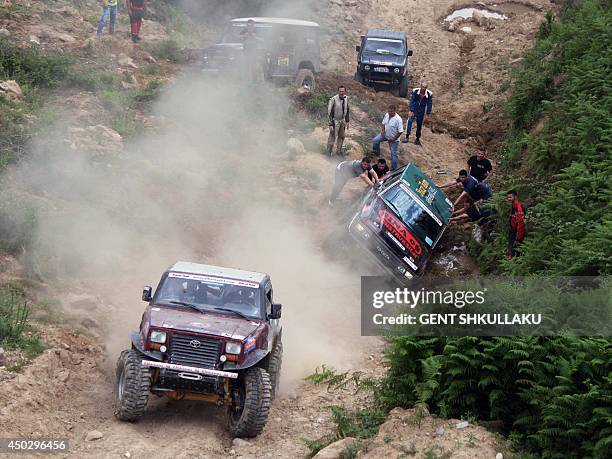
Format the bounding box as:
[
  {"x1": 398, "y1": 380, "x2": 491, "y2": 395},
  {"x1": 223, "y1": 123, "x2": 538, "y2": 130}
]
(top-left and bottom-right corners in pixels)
[
  {"x1": 270, "y1": 303, "x2": 282, "y2": 319},
  {"x1": 142, "y1": 286, "x2": 152, "y2": 302},
  {"x1": 407, "y1": 49, "x2": 413, "y2": 56},
  {"x1": 355, "y1": 45, "x2": 361, "y2": 52}
]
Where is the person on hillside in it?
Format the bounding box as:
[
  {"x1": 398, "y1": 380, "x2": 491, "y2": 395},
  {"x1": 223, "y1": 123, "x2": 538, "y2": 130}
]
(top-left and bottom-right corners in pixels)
[
  {"x1": 506, "y1": 189, "x2": 525, "y2": 259},
  {"x1": 467, "y1": 145, "x2": 493, "y2": 182},
  {"x1": 97, "y1": 0, "x2": 118, "y2": 37},
  {"x1": 329, "y1": 157, "x2": 377, "y2": 206},
  {"x1": 402, "y1": 79, "x2": 433, "y2": 146},
  {"x1": 441, "y1": 169, "x2": 492, "y2": 207},
  {"x1": 127, "y1": 0, "x2": 147, "y2": 43},
  {"x1": 372, "y1": 104, "x2": 403, "y2": 171},
  {"x1": 327, "y1": 86, "x2": 350, "y2": 156},
  {"x1": 369, "y1": 158, "x2": 390, "y2": 182}
]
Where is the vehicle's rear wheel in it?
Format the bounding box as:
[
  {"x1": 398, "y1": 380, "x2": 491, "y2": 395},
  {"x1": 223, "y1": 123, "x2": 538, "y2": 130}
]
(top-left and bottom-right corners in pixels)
[
  {"x1": 295, "y1": 68, "x2": 316, "y2": 91},
  {"x1": 399, "y1": 75, "x2": 409, "y2": 98},
  {"x1": 114, "y1": 350, "x2": 150, "y2": 422},
  {"x1": 267, "y1": 340, "x2": 283, "y2": 400},
  {"x1": 228, "y1": 367, "x2": 272, "y2": 438}
]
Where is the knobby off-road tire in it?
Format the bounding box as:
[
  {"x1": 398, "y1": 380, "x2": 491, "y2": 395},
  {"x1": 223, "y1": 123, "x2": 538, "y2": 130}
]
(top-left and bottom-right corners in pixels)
[
  {"x1": 267, "y1": 340, "x2": 283, "y2": 400},
  {"x1": 114, "y1": 350, "x2": 151, "y2": 422},
  {"x1": 295, "y1": 68, "x2": 316, "y2": 91},
  {"x1": 399, "y1": 75, "x2": 409, "y2": 98},
  {"x1": 228, "y1": 367, "x2": 272, "y2": 438}
]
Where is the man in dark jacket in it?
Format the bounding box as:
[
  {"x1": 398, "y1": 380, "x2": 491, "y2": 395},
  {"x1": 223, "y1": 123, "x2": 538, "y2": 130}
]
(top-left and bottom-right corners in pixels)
[
  {"x1": 440, "y1": 169, "x2": 492, "y2": 207},
  {"x1": 506, "y1": 190, "x2": 525, "y2": 258},
  {"x1": 402, "y1": 80, "x2": 433, "y2": 146},
  {"x1": 127, "y1": 0, "x2": 147, "y2": 43}
]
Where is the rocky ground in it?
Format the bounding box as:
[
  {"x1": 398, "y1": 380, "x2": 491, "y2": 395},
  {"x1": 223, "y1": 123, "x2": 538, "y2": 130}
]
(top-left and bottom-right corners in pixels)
[{"x1": 0, "y1": 0, "x2": 555, "y2": 457}]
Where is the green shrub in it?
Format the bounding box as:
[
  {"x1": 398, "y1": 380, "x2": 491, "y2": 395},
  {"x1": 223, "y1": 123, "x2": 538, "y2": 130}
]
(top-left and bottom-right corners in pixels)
[
  {"x1": 0, "y1": 287, "x2": 29, "y2": 342},
  {"x1": 150, "y1": 38, "x2": 184, "y2": 63},
  {"x1": 0, "y1": 39, "x2": 73, "y2": 87},
  {"x1": 306, "y1": 90, "x2": 330, "y2": 118},
  {"x1": 479, "y1": 0, "x2": 612, "y2": 276},
  {"x1": 381, "y1": 336, "x2": 612, "y2": 458}
]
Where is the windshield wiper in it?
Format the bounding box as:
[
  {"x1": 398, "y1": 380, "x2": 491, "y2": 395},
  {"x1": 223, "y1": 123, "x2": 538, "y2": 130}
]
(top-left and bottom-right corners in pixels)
[
  {"x1": 212, "y1": 307, "x2": 250, "y2": 320},
  {"x1": 169, "y1": 301, "x2": 204, "y2": 312}
]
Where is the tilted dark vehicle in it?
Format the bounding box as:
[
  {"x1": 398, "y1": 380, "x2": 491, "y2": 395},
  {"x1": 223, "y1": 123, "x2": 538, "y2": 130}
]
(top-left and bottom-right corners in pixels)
[
  {"x1": 347, "y1": 164, "x2": 453, "y2": 281},
  {"x1": 354, "y1": 29, "x2": 413, "y2": 97},
  {"x1": 199, "y1": 17, "x2": 320, "y2": 89},
  {"x1": 114, "y1": 262, "x2": 283, "y2": 438}
]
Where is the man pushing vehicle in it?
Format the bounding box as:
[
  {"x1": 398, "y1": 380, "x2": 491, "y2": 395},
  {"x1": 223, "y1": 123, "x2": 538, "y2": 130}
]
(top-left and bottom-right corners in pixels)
[{"x1": 328, "y1": 157, "x2": 378, "y2": 206}]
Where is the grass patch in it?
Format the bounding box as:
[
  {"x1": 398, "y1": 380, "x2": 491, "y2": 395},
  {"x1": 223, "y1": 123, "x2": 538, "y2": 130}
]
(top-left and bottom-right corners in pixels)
[
  {"x1": 150, "y1": 38, "x2": 185, "y2": 63},
  {"x1": 0, "y1": 286, "x2": 45, "y2": 369}
]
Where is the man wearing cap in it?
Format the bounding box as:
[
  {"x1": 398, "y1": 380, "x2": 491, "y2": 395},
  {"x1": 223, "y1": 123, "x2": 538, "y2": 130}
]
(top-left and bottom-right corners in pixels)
[
  {"x1": 467, "y1": 145, "x2": 493, "y2": 182},
  {"x1": 403, "y1": 80, "x2": 433, "y2": 146},
  {"x1": 441, "y1": 169, "x2": 492, "y2": 207}
]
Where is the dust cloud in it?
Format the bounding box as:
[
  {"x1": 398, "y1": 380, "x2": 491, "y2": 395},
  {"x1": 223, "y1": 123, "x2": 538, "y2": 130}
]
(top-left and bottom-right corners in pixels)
[{"x1": 0, "y1": 3, "x2": 369, "y2": 392}]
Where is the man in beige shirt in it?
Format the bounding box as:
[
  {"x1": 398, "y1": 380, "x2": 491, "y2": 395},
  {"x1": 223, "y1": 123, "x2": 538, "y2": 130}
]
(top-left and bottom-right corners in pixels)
[{"x1": 327, "y1": 86, "x2": 350, "y2": 156}]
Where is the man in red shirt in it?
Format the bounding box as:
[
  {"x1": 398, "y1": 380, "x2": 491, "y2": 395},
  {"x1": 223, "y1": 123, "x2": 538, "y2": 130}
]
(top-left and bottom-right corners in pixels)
[
  {"x1": 127, "y1": 0, "x2": 147, "y2": 43},
  {"x1": 507, "y1": 190, "x2": 525, "y2": 258}
]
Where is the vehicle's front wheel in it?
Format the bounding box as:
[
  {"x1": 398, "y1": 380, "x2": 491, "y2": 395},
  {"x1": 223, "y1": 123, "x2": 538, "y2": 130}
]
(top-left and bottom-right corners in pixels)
[
  {"x1": 399, "y1": 75, "x2": 409, "y2": 98},
  {"x1": 267, "y1": 340, "x2": 283, "y2": 400},
  {"x1": 114, "y1": 350, "x2": 150, "y2": 422},
  {"x1": 354, "y1": 71, "x2": 365, "y2": 85},
  {"x1": 295, "y1": 68, "x2": 316, "y2": 91},
  {"x1": 228, "y1": 367, "x2": 272, "y2": 438}
]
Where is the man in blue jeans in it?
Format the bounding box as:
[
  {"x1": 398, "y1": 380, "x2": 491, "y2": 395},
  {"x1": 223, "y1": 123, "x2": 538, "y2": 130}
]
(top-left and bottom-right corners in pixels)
[
  {"x1": 402, "y1": 80, "x2": 433, "y2": 146},
  {"x1": 97, "y1": 0, "x2": 118, "y2": 36},
  {"x1": 372, "y1": 104, "x2": 403, "y2": 170}
]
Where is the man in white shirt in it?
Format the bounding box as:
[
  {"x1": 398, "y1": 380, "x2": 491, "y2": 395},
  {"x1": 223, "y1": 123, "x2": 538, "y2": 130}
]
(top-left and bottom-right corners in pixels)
[{"x1": 372, "y1": 104, "x2": 403, "y2": 170}]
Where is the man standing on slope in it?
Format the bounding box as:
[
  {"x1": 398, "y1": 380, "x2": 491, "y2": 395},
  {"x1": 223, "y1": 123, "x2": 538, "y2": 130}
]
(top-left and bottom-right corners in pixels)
[
  {"x1": 97, "y1": 0, "x2": 118, "y2": 37},
  {"x1": 402, "y1": 80, "x2": 433, "y2": 146},
  {"x1": 372, "y1": 105, "x2": 403, "y2": 170},
  {"x1": 327, "y1": 86, "x2": 350, "y2": 156},
  {"x1": 506, "y1": 190, "x2": 525, "y2": 259},
  {"x1": 127, "y1": 0, "x2": 147, "y2": 42}
]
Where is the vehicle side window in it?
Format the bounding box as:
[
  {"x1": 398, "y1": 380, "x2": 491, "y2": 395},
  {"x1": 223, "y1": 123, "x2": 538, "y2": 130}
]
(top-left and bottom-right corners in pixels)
[{"x1": 265, "y1": 285, "x2": 273, "y2": 315}]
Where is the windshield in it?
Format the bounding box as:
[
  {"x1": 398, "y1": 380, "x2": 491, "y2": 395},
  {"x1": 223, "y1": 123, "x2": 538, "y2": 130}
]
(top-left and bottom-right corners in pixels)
[
  {"x1": 382, "y1": 183, "x2": 444, "y2": 245},
  {"x1": 222, "y1": 22, "x2": 273, "y2": 43},
  {"x1": 363, "y1": 38, "x2": 405, "y2": 56},
  {"x1": 155, "y1": 273, "x2": 262, "y2": 319}
]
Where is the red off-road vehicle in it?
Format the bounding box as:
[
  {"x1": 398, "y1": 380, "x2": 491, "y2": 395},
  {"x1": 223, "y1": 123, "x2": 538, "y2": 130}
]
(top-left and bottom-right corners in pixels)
[{"x1": 114, "y1": 262, "x2": 283, "y2": 438}]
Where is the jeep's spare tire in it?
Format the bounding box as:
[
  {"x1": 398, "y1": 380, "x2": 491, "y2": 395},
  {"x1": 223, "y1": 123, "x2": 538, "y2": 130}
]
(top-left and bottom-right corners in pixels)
[
  {"x1": 228, "y1": 367, "x2": 272, "y2": 438},
  {"x1": 114, "y1": 349, "x2": 151, "y2": 422},
  {"x1": 295, "y1": 68, "x2": 316, "y2": 91}
]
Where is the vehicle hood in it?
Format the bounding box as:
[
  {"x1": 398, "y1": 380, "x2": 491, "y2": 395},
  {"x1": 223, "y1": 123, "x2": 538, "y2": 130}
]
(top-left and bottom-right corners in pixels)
[
  {"x1": 148, "y1": 305, "x2": 262, "y2": 341},
  {"x1": 361, "y1": 53, "x2": 405, "y2": 67}
]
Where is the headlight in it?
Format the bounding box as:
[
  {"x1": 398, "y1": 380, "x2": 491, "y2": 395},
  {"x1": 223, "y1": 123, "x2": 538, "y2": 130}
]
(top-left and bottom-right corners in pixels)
[
  {"x1": 364, "y1": 65, "x2": 370, "y2": 71},
  {"x1": 225, "y1": 342, "x2": 242, "y2": 354},
  {"x1": 355, "y1": 222, "x2": 365, "y2": 232},
  {"x1": 394, "y1": 67, "x2": 400, "y2": 73},
  {"x1": 150, "y1": 330, "x2": 166, "y2": 344},
  {"x1": 404, "y1": 271, "x2": 413, "y2": 279}
]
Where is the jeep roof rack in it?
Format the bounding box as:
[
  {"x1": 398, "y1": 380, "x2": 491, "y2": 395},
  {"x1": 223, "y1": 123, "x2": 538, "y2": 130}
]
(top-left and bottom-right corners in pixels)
[
  {"x1": 365, "y1": 29, "x2": 407, "y2": 41},
  {"x1": 168, "y1": 261, "x2": 268, "y2": 284},
  {"x1": 231, "y1": 17, "x2": 319, "y2": 28}
]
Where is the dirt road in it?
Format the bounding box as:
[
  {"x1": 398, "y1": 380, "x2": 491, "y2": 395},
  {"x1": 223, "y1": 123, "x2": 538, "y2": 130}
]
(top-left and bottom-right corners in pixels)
[{"x1": 0, "y1": 0, "x2": 551, "y2": 457}]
